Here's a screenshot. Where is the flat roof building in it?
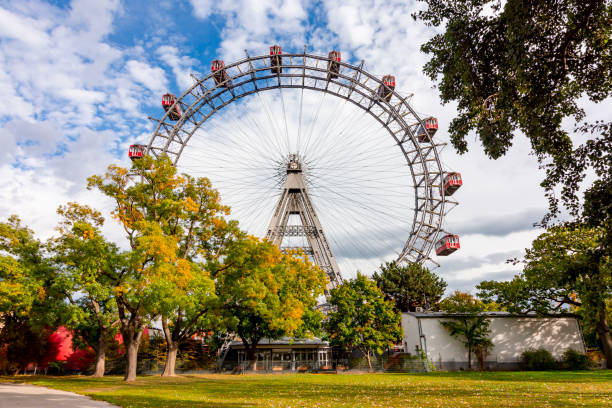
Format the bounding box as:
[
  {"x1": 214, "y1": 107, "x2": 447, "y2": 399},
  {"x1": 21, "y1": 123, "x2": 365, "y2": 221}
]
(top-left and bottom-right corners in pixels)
[{"x1": 402, "y1": 312, "x2": 586, "y2": 370}]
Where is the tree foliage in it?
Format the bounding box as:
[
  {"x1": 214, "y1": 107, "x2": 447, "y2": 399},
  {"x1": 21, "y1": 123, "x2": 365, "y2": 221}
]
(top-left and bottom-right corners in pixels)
[
  {"x1": 414, "y1": 0, "x2": 612, "y2": 233},
  {"x1": 373, "y1": 262, "x2": 447, "y2": 312},
  {"x1": 212, "y1": 236, "x2": 327, "y2": 371},
  {"x1": 439, "y1": 291, "x2": 493, "y2": 370},
  {"x1": 325, "y1": 274, "x2": 402, "y2": 371},
  {"x1": 0, "y1": 216, "x2": 58, "y2": 374},
  {"x1": 50, "y1": 203, "x2": 122, "y2": 377},
  {"x1": 477, "y1": 224, "x2": 612, "y2": 367}
]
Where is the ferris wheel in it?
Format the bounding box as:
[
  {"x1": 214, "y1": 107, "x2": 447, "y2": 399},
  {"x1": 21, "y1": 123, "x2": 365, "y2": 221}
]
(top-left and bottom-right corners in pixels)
[{"x1": 131, "y1": 46, "x2": 463, "y2": 280}]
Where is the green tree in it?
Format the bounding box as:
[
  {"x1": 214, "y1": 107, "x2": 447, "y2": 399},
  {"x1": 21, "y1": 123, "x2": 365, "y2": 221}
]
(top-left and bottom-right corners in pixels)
[
  {"x1": 0, "y1": 216, "x2": 59, "y2": 374},
  {"x1": 51, "y1": 203, "x2": 121, "y2": 377},
  {"x1": 325, "y1": 274, "x2": 402, "y2": 372},
  {"x1": 413, "y1": 0, "x2": 612, "y2": 244},
  {"x1": 439, "y1": 291, "x2": 493, "y2": 370},
  {"x1": 477, "y1": 224, "x2": 612, "y2": 367},
  {"x1": 373, "y1": 261, "x2": 447, "y2": 312},
  {"x1": 212, "y1": 236, "x2": 327, "y2": 371}
]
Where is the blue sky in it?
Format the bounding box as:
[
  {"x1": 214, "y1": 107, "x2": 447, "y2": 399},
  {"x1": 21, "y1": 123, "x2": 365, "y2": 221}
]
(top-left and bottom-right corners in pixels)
[{"x1": 3, "y1": 0, "x2": 604, "y2": 293}]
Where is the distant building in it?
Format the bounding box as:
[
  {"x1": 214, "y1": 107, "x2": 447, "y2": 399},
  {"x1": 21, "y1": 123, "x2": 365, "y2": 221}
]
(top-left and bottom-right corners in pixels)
[
  {"x1": 401, "y1": 312, "x2": 586, "y2": 370},
  {"x1": 221, "y1": 337, "x2": 332, "y2": 372}
]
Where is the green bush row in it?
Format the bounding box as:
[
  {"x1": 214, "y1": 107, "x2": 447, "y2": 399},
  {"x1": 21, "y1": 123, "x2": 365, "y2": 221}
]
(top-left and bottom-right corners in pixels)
[{"x1": 520, "y1": 348, "x2": 595, "y2": 370}]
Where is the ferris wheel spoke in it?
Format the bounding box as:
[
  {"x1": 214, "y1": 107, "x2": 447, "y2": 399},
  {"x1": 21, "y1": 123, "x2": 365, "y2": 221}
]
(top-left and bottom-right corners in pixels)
[
  {"x1": 256, "y1": 91, "x2": 289, "y2": 155},
  {"x1": 297, "y1": 85, "x2": 304, "y2": 155},
  {"x1": 278, "y1": 86, "x2": 291, "y2": 153}
]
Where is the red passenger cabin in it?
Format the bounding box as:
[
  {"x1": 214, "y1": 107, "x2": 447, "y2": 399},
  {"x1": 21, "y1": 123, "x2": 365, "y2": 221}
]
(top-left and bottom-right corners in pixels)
[
  {"x1": 436, "y1": 234, "x2": 460, "y2": 256},
  {"x1": 327, "y1": 51, "x2": 341, "y2": 80},
  {"x1": 442, "y1": 172, "x2": 462, "y2": 196},
  {"x1": 128, "y1": 144, "x2": 146, "y2": 161},
  {"x1": 377, "y1": 75, "x2": 395, "y2": 102},
  {"x1": 161, "y1": 93, "x2": 182, "y2": 121},
  {"x1": 270, "y1": 45, "x2": 282, "y2": 74},
  {"x1": 211, "y1": 59, "x2": 230, "y2": 87},
  {"x1": 416, "y1": 117, "x2": 438, "y2": 142}
]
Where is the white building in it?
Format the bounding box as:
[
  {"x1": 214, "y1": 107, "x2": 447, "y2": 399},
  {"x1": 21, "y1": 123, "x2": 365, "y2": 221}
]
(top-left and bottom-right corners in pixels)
[{"x1": 401, "y1": 312, "x2": 586, "y2": 370}]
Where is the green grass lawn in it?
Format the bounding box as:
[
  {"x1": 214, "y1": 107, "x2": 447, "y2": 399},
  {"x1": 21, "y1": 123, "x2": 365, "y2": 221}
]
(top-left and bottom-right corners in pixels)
[{"x1": 2, "y1": 371, "x2": 612, "y2": 407}]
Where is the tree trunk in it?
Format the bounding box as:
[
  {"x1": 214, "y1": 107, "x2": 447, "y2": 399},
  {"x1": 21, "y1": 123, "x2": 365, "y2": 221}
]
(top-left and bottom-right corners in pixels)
[
  {"x1": 92, "y1": 332, "x2": 107, "y2": 377},
  {"x1": 366, "y1": 350, "x2": 372, "y2": 372},
  {"x1": 161, "y1": 316, "x2": 180, "y2": 377},
  {"x1": 246, "y1": 345, "x2": 258, "y2": 371},
  {"x1": 124, "y1": 339, "x2": 140, "y2": 381},
  {"x1": 467, "y1": 345, "x2": 472, "y2": 370},
  {"x1": 597, "y1": 299, "x2": 612, "y2": 369},
  {"x1": 162, "y1": 343, "x2": 179, "y2": 377},
  {"x1": 121, "y1": 323, "x2": 144, "y2": 382}
]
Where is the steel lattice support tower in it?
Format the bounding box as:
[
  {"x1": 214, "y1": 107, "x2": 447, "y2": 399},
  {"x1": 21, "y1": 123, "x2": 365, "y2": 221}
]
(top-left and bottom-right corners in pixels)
[{"x1": 266, "y1": 155, "x2": 343, "y2": 290}]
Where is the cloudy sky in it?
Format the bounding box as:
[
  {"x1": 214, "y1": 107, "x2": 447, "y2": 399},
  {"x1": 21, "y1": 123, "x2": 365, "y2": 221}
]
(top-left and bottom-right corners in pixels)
[{"x1": 3, "y1": 0, "x2": 600, "y2": 294}]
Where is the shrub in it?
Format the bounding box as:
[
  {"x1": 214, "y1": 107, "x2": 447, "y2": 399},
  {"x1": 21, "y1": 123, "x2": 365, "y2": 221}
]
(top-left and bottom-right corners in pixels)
[
  {"x1": 561, "y1": 348, "x2": 594, "y2": 370},
  {"x1": 520, "y1": 348, "x2": 558, "y2": 370}
]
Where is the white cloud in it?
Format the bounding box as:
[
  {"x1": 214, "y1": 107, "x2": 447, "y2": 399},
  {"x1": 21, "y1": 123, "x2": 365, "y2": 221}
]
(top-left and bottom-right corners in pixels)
[
  {"x1": 190, "y1": 0, "x2": 308, "y2": 60},
  {"x1": 0, "y1": 6, "x2": 50, "y2": 46},
  {"x1": 0, "y1": 0, "x2": 164, "y2": 242},
  {"x1": 157, "y1": 46, "x2": 199, "y2": 91},
  {"x1": 126, "y1": 60, "x2": 168, "y2": 93}
]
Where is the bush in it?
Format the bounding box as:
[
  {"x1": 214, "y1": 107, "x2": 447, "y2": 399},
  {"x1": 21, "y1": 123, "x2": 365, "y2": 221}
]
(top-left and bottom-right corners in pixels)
[
  {"x1": 520, "y1": 348, "x2": 558, "y2": 370},
  {"x1": 561, "y1": 348, "x2": 594, "y2": 370}
]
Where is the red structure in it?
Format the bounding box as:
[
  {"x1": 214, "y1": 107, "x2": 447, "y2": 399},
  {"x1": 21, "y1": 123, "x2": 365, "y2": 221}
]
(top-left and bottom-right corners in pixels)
[
  {"x1": 128, "y1": 144, "x2": 146, "y2": 160},
  {"x1": 442, "y1": 172, "x2": 462, "y2": 196},
  {"x1": 377, "y1": 75, "x2": 395, "y2": 102},
  {"x1": 211, "y1": 59, "x2": 231, "y2": 87},
  {"x1": 417, "y1": 117, "x2": 439, "y2": 142},
  {"x1": 327, "y1": 51, "x2": 341, "y2": 80},
  {"x1": 161, "y1": 93, "x2": 182, "y2": 120},
  {"x1": 38, "y1": 327, "x2": 94, "y2": 371},
  {"x1": 270, "y1": 45, "x2": 282, "y2": 74},
  {"x1": 435, "y1": 234, "x2": 460, "y2": 256}
]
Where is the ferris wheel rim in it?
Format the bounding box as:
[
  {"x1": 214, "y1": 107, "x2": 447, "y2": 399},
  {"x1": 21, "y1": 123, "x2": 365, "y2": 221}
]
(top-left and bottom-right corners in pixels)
[{"x1": 145, "y1": 48, "x2": 456, "y2": 266}]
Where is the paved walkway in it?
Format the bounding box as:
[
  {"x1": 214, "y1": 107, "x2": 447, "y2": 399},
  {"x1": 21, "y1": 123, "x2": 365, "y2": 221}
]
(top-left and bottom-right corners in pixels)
[{"x1": 0, "y1": 383, "x2": 119, "y2": 408}]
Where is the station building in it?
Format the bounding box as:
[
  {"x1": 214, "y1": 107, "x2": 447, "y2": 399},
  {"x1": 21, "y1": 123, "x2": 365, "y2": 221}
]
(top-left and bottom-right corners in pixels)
[{"x1": 221, "y1": 337, "x2": 333, "y2": 372}]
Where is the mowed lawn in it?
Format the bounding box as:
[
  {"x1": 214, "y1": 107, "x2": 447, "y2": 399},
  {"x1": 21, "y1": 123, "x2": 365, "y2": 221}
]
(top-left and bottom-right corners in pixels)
[{"x1": 3, "y1": 371, "x2": 612, "y2": 407}]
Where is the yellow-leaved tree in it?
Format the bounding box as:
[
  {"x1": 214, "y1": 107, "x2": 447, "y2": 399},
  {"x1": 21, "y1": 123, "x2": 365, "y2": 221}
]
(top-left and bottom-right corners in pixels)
[
  {"x1": 210, "y1": 236, "x2": 327, "y2": 371},
  {"x1": 88, "y1": 155, "x2": 234, "y2": 380}
]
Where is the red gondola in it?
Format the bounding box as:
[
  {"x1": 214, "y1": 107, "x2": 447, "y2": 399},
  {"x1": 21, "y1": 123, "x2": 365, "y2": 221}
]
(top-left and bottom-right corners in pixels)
[
  {"x1": 436, "y1": 234, "x2": 460, "y2": 256},
  {"x1": 128, "y1": 144, "x2": 146, "y2": 161},
  {"x1": 377, "y1": 75, "x2": 395, "y2": 102},
  {"x1": 270, "y1": 45, "x2": 282, "y2": 74},
  {"x1": 416, "y1": 117, "x2": 438, "y2": 142},
  {"x1": 161, "y1": 93, "x2": 182, "y2": 121},
  {"x1": 211, "y1": 59, "x2": 231, "y2": 87},
  {"x1": 442, "y1": 172, "x2": 462, "y2": 196},
  {"x1": 327, "y1": 51, "x2": 341, "y2": 80}
]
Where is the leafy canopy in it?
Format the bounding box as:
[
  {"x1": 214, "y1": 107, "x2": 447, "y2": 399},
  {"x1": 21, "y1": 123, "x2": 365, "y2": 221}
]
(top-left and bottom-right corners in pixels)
[
  {"x1": 477, "y1": 225, "x2": 610, "y2": 315},
  {"x1": 373, "y1": 261, "x2": 447, "y2": 312},
  {"x1": 414, "y1": 0, "x2": 612, "y2": 229},
  {"x1": 213, "y1": 236, "x2": 327, "y2": 348},
  {"x1": 0, "y1": 216, "x2": 60, "y2": 374},
  {"x1": 325, "y1": 274, "x2": 402, "y2": 356},
  {"x1": 439, "y1": 291, "x2": 493, "y2": 369},
  {"x1": 51, "y1": 203, "x2": 121, "y2": 344}
]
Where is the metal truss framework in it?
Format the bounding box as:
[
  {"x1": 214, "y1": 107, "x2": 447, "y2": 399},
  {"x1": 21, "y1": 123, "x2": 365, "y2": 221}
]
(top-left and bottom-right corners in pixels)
[
  {"x1": 266, "y1": 155, "x2": 343, "y2": 290},
  {"x1": 145, "y1": 48, "x2": 458, "y2": 266}
]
